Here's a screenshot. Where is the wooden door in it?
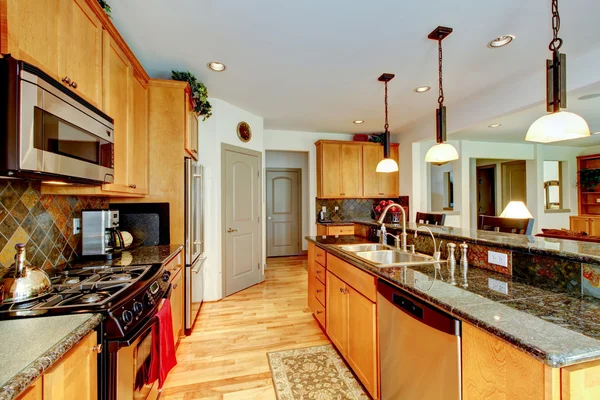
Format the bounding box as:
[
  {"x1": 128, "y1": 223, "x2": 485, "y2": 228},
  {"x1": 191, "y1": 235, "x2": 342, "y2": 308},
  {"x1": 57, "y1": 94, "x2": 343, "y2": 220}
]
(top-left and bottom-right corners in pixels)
[
  {"x1": 477, "y1": 166, "x2": 496, "y2": 216},
  {"x1": 570, "y1": 216, "x2": 590, "y2": 234},
  {"x1": 590, "y1": 217, "x2": 600, "y2": 236},
  {"x1": 2, "y1": 0, "x2": 60, "y2": 74},
  {"x1": 319, "y1": 143, "x2": 341, "y2": 197},
  {"x1": 379, "y1": 145, "x2": 399, "y2": 197},
  {"x1": 170, "y1": 269, "x2": 183, "y2": 346},
  {"x1": 363, "y1": 145, "x2": 383, "y2": 197},
  {"x1": 347, "y1": 288, "x2": 378, "y2": 398},
  {"x1": 102, "y1": 31, "x2": 132, "y2": 193},
  {"x1": 43, "y1": 331, "x2": 98, "y2": 400},
  {"x1": 224, "y1": 148, "x2": 262, "y2": 296},
  {"x1": 502, "y1": 161, "x2": 527, "y2": 209},
  {"x1": 57, "y1": 0, "x2": 103, "y2": 107},
  {"x1": 326, "y1": 271, "x2": 348, "y2": 354},
  {"x1": 266, "y1": 170, "x2": 299, "y2": 257},
  {"x1": 128, "y1": 72, "x2": 149, "y2": 195},
  {"x1": 340, "y1": 144, "x2": 363, "y2": 197}
]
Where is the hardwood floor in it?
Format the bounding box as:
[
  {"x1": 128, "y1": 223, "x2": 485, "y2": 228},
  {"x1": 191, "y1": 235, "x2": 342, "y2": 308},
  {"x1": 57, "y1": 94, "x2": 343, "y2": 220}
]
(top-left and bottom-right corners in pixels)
[{"x1": 161, "y1": 255, "x2": 329, "y2": 399}]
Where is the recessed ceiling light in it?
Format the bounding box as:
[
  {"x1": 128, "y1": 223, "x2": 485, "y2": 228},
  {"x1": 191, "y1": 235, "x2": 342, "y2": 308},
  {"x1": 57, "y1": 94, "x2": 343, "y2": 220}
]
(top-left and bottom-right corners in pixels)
[
  {"x1": 488, "y1": 35, "x2": 515, "y2": 48},
  {"x1": 488, "y1": 123, "x2": 502, "y2": 128},
  {"x1": 353, "y1": 120, "x2": 365, "y2": 124},
  {"x1": 414, "y1": 86, "x2": 431, "y2": 93},
  {"x1": 578, "y1": 93, "x2": 600, "y2": 101},
  {"x1": 207, "y1": 62, "x2": 226, "y2": 72}
]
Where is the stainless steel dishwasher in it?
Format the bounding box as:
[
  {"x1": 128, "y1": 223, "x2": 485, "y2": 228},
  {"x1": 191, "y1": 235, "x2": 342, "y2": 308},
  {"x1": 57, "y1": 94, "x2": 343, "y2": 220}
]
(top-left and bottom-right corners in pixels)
[{"x1": 378, "y1": 280, "x2": 462, "y2": 400}]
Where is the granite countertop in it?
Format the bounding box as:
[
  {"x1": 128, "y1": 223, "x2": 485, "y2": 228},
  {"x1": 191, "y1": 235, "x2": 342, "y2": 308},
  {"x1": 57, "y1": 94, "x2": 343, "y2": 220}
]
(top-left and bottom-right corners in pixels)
[
  {"x1": 307, "y1": 235, "x2": 600, "y2": 368},
  {"x1": 353, "y1": 219, "x2": 600, "y2": 265},
  {"x1": 0, "y1": 314, "x2": 103, "y2": 400},
  {"x1": 60, "y1": 244, "x2": 184, "y2": 270},
  {"x1": 316, "y1": 221, "x2": 354, "y2": 226}
]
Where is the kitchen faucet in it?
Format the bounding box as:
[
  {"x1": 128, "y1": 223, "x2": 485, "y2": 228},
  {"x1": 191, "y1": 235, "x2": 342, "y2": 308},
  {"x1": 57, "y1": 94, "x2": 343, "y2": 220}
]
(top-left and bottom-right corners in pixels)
[
  {"x1": 414, "y1": 225, "x2": 442, "y2": 261},
  {"x1": 378, "y1": 203, "x2": 407, "y2": 252}
]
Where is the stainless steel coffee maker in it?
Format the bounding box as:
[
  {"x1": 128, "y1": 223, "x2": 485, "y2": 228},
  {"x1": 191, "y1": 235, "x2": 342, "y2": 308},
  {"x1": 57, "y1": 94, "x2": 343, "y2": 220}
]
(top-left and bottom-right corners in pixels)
[{"x1": 82, "y1": 210, "x2": 125, "y2": 259}]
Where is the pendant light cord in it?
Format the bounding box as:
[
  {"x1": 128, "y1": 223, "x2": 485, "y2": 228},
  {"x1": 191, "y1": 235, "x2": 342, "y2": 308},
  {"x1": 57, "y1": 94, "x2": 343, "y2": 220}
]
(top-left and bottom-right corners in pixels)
[
  {"x1": 438, "y1": 37, "x2": 444, "y2": 106},
  {"x1": 549, "y1": 0, "x2": 562, "y2": 52},
  {"x1": 384, "y1": 81, "x2": 389, "y2": 133}
]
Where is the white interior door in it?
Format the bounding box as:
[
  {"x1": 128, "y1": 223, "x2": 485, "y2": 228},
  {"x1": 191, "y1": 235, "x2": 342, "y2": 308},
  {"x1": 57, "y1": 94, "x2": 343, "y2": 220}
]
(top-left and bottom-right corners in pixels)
[
  {"x1": 266, "y1": 170, "x2": 299, "y2": 257},
  {"x1": 224, "y1": 148, "x2": 261, "y2": 296}
]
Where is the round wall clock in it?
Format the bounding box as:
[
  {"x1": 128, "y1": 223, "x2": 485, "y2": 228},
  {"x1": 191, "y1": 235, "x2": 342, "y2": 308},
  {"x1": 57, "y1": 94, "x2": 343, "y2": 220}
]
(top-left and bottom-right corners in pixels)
[{"x1": 237, "y1": 122, "x2": 252, "y2": 143}]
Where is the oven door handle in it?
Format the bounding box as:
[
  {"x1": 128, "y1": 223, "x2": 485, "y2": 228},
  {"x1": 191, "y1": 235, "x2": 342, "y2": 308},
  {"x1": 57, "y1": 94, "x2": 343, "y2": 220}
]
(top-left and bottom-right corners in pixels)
[{"x1": 115, "y1": 291, "x2": 170, "y2": 350}]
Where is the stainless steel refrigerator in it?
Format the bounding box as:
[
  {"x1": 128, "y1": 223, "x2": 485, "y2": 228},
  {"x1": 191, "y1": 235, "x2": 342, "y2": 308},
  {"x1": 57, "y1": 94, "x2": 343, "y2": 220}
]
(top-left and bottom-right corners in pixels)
[{"x1": 185, "y1": 158, "x2": 205, "y2": 335}]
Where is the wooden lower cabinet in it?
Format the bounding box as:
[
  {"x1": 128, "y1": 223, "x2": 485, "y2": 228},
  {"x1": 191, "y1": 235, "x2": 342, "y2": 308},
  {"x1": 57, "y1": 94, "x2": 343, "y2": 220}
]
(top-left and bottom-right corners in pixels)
[
  {"x1": 570, "y1": 216, "x2": 600, "y2": 236},
  {"x1": 43, "y1": 330, "x2": 98, "y2": 400},
  {"x1": 165, "y1": 250, "x2": 184, "y2": 346},
  {"x1": 308, "y1": 242, "x2": 326, "y2": 329},
  {"x1": 317, "y1": 224, "x2": 355, "y2": 236},
  {"x1": 326, "y1": 271, "x2": 348, "y2": 352},
  {"x1": 562, "y1": 359, "x2": 600, "y2": 399},
  {"x1": 15, "y1": 379, "x2": 42, "y2": 400}
]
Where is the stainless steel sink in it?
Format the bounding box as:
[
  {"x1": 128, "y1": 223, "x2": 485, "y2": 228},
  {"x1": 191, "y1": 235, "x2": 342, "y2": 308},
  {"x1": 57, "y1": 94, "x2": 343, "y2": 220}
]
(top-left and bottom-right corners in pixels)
[
  {"x1": 337, "y1": 244, "x2": 393, "y2": 252},
  {"x1": 354, "y1": 250, "x2": 440, "y2": 267}
]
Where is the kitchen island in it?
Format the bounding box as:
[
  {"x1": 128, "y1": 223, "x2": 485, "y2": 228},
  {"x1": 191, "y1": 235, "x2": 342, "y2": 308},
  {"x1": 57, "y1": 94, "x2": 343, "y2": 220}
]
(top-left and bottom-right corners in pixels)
[{"x1": 307, "y1": 234, "x2": 600, "y2": 399}]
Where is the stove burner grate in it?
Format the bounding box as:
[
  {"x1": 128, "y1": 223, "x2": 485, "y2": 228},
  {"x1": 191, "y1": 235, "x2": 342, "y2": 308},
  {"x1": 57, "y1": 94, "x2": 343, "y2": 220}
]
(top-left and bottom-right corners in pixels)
[
  {"x1": 81, "y1": 293, "x2": 104, "y2": 304},
  {"x1": 110, "y1": 273, "x2": 132, "y2": 281},
  {"x1": 11, "y1": 299, "x2": 40, "y2": 310}
]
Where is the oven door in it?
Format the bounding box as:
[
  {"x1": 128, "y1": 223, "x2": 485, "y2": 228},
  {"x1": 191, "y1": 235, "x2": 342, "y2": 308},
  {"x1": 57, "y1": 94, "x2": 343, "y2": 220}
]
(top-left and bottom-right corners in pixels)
[{"x1": 19, "y1": 70, "x2": 115, "y2": 183}]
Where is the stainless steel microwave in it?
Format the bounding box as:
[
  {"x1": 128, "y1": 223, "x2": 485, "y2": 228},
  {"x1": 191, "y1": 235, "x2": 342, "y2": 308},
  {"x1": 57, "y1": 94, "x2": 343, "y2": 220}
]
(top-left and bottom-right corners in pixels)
[{"x1": 0, "y1": 57, "x2": 115, "y2": 184}]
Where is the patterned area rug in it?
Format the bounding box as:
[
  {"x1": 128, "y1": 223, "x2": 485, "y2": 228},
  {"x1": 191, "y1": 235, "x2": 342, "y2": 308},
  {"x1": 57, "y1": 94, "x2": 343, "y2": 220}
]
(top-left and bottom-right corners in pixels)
[{"x1": 267, "y1": 345, "x2": 370, "y2": 400}]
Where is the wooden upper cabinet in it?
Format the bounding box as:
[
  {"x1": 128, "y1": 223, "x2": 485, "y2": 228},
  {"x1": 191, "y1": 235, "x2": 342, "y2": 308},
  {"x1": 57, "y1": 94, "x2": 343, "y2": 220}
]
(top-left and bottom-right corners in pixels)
[
  {"x1": 0, "y1": 0, "x2": 60, "y2": 73},
  {"x1": 317, "y1": 140, "x2": 399, "y2": 199},
  {"x1": 340, "y1": 144, "x2": 363, "y2": 197},
  {"x1": 184, "y1": 91, "x2": 199, "y2": 160},
  {"x1": 102, "y1": 31, "x2": 132, "y2": 194},
  {"x1": 129, "y1": 72, "x2": 149, "y2": 195},
  {"x1": 57, "y1": 0, "x2": 103, "y2": 107}
]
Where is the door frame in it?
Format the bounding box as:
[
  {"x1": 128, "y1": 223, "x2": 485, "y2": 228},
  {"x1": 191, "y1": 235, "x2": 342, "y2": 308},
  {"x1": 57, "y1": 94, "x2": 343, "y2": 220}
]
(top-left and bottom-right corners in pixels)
[
  {"x1": 220, "y1": 143, "x2": 264, "y2": 298},
  {"x1": 501, "y1": 160, "x2": 527, "y2": 209},
  {"x1": 265, "y1": 167, "x2": 303, "y2": 257},
  {"x1": 476, "y1": 164, "x2": 496, "y2": 217}
]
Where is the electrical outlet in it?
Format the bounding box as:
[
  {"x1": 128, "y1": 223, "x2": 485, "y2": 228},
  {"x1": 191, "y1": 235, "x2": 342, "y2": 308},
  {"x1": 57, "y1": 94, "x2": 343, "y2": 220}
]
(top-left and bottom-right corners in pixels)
[
  {"x1": 322, "y1": 206, "x2": 326, "y2": 212},
  {"x1": 334, "y1": 206, "x2": 339, "y2": 213},
  {"x1": 488, "y1": 278, "x2": 509, "y2": 294},
  {"x1": 488, "y1": 251, "x2": 508, "y2": 267},
  {"x1": 73, "y1": 218, "x2": 81, "y2": 235}
]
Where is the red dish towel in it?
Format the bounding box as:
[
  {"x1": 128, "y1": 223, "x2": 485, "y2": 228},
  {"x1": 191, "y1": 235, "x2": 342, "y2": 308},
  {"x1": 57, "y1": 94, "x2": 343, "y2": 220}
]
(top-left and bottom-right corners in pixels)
[{"x1": 147, "y1": 299, "x2": 177, "y2": 390}]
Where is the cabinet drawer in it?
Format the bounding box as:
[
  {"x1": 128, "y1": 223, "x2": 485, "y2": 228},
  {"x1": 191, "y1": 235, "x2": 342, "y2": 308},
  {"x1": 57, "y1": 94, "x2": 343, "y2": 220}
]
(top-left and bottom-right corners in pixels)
[
  {"x1": 315, "y1": 263, "x2": 326, "y2": 284},
  {"x1": 328, "y1": 225, "x2": 354, "y2": 236},
  {"x1": 315, "y1": 279, "x2": 326, "y2": 306},
  {"x1": 327, "y1": 254, "x2": 376, "y2": 302},
  {"x1": 315, "y1": 247, "x2": 327, "y2": 267},
  {"x1": 314, "y1": 300, "x2": 326, "y2": 328}
]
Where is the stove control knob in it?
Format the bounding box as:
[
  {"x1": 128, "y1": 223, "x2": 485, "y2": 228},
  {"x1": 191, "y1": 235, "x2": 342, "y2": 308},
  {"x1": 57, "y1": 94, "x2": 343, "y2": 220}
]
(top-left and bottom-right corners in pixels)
[
  {"x1": 144, "y1": 293, "x2": 155, "y2": 307},
  {"x1": 162, "y1": 271, "x2": 171, "y2": 282},
  {"x1": 133, "y1": 301, "x2": 144, "y2": 315},
  {"x1": 122, "y1": 310, "x2": 133, "y2": 325}
]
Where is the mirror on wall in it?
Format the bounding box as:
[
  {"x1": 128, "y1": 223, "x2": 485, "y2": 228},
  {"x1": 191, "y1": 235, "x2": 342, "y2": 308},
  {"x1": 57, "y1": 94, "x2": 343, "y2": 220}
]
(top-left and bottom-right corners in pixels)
[
  {"x1": 431, "y1": 164, "x2": 454, "y2": 211},
  {"x1": 543, "y1": 160, "x2": 563, "y2": 210}
]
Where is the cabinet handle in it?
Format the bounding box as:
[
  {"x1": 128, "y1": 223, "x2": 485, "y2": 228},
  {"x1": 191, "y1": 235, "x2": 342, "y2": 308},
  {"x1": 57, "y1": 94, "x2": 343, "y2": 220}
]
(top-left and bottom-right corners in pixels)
[
  {"x1": 316, "y1": 270, "x2": 322, "y2": 274},
  {"x1": 173, "y1": 283, "x2": 178, "y2": 289},
  {"x1": 316, "y1": 310, "x2": 323, "y2": 314},
  {"x1": 92, "y1": 344, "x2": 103, "y2": 354},
  {"x1": 316, "y1": 289, "x2": 322, "y2": 293},
  {"x1": 129, "y1": 184, "x2": 137, "y2": 189},
  {"x1": 62, "y1": 76, "x2": 71, "y2": 85},
  {"x1": 70, "y1": 81, "x2": 78, "y2": 89},
  {"x1": 340, "y1": 193, "x2": 345, "y2": 196},
  {"x1": 193, "y1": 149, "x2": 198, "y2": 154},
  {"x1": 227, "y1": 228, "x2": 238, "y2": 233},
  {"x1": 339, "y1": 287, "x2": 343, "y2": 293}
]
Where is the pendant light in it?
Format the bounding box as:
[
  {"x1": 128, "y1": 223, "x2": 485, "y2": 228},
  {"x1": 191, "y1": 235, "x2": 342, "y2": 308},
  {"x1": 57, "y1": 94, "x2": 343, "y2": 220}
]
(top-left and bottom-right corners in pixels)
[
  {"x1": 526, "y1": 0, "x2": 590, "y2": 143},
  {"x1": 425, "y1": 26, "x2": 459, "y2": 166},
  {"x1": 376, "y1": 73, "x2": 399, "y2": 173}
]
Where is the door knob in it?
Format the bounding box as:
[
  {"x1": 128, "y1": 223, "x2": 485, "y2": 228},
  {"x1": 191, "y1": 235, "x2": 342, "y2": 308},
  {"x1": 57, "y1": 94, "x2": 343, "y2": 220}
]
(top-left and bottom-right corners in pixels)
[
  {"x1": 227, "y1": 228, "x2": 238, "y2": 233},
  {"x1": 268, "y1": 216, "x2": 272, "y2": 220}
]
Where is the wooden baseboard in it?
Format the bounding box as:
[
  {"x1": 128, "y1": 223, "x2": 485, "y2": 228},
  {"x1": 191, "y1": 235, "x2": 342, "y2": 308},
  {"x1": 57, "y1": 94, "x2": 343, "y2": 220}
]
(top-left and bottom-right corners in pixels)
[{"x1": 300, "y1": 250, "x2": 308, "y2": 256}]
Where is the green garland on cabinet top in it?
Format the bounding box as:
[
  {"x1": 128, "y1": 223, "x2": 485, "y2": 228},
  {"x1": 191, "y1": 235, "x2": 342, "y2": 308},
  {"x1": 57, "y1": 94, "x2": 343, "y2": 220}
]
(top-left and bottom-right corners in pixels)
[
  {"x1": 171, "y1": 71, "x2": 212, "y2": 121},
  {"x1": 97, "y1": 0, "x2": 111, "y2": 17},
  {"x1": 579, "y1": 168, "x2": 600, "y2": 190}
]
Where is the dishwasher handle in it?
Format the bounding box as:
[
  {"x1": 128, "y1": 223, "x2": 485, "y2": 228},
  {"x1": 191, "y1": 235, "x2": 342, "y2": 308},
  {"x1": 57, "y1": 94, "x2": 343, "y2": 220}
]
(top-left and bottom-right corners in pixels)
[{"x1": 378, "y1": 280, "x2": 461, "y2": 337}]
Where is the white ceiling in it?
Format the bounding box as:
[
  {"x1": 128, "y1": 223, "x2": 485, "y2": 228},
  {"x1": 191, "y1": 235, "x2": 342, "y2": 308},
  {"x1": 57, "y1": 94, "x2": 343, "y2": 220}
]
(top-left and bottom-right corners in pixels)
[
  {"x1": 451, "y1": 80, "x2": 600, "y2": 147},
  {"x1": 110, "y1": 0, "x2": 600, "y2": 134}
]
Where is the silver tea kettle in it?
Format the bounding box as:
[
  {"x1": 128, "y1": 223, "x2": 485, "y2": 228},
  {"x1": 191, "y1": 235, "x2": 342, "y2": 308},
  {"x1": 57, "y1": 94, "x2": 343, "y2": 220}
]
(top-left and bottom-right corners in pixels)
[{"x1": 1, "y1": 244, "x2": 52, "y2": 303}]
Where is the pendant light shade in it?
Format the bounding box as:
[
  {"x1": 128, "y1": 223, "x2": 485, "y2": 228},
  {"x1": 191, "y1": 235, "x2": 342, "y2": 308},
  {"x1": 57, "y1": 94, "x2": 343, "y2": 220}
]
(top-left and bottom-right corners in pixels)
[
  {"x1": 376, "y1": 158, "x2": 399, "y2": 172},
  {"x1": 526, "y1": 111, "x2": 590, "y2": 143},
  {"x1": 424, "y1": 143, "x2": 459, "y2": 166}
]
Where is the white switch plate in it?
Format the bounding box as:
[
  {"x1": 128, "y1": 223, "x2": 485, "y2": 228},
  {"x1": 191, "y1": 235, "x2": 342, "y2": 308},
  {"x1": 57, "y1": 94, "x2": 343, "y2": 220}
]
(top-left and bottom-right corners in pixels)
[
  {"x1": 488, "y1": 278, "x2": 509, "y2": 294},
  {"x1": 73, "y1": 218, "x2": 81, "y2": 235},
  {"x1": 488, "y1": 250, "x2": 508, "y2": 267},
  {"x1": 322, "y1": 206, "x2": 326, "y2": 212},
  {"x1": 335, "y1": 206, "x2": 339, "y2": 212}
]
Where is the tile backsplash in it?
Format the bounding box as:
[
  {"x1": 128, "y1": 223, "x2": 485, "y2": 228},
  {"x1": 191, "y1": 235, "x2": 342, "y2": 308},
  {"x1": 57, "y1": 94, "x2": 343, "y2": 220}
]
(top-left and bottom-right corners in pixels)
[
  {"x1": 316, "y1": 196, "x2": 409, "y2": 223},
  {"x1": 0, "y1": 180, "x2": 108, "y2": 270}
]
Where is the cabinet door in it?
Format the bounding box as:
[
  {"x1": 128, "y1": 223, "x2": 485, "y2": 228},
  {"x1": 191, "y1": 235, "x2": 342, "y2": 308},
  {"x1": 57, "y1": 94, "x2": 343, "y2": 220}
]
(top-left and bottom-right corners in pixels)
[
  {"x1": 570, "y1": 217, "x2": 591, "y2": 234},
  {"x1": 2, "y1": 0, "x2": 60, "y2": 74},
  {"x1": 363, "y1": 145, "x2": 383, "y2": 197},
  {"x1": 170, "y1": 269, "x2": 183, "y2": 346},
  {"x1": 590, "y1": 218, "x2": 600, "y2": 236},
  {"x1": 102, "y1": 31, "x2": 132, "y2": 193},
  {"x1": 58, "y1": 0, "x2": 103, "y2": 107},
  {"x1": 320, "y1": 143, "x2": 342, "y2": 197},
  {"x1": 379, "y1": 145, "x2": 399, "y2": 197},
  {"x1": 347, "y1": 288, "x2": 378, "y2": 399},
  {"x1": 340, "y1": 144, "x2": 363, "y2": 197},
  {"x1": 43, "y1": 331, "x2": 98, "y2": 400},
  {"x1": 326, "y1": 271, "x2": 348, "y2": 354},
  {"x1": 128, "y1": 72, "x2": 149, "y2": 195},
  {"x1": 15, "y1": 379, "x2": 42, "y2": 400},
  {"x1": 184, "y1": 91, "x2": 199, "y2": 159}
]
